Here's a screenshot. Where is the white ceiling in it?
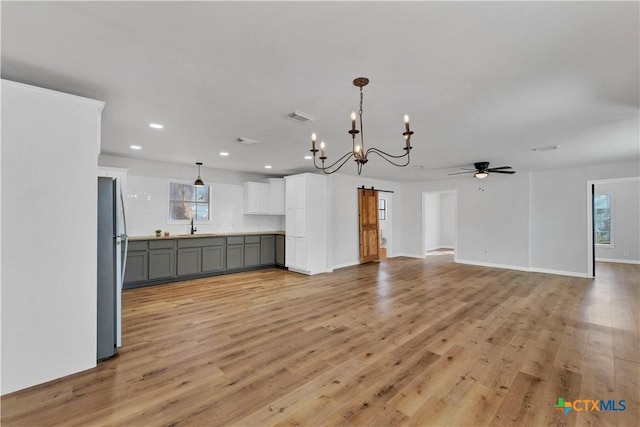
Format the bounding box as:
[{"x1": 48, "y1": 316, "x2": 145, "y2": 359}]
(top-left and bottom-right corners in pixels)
[{"x1": 2, "y1": 1, "x2": 638, "y2": 182}]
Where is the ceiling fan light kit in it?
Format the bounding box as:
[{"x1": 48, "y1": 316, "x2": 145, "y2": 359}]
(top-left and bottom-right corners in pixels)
[
  {"x1": 310, "y1": 77, "x2": 414, "y2": 175},
  {"x1": 449, "y1": 161, "x2": 516, "y2": 179}
]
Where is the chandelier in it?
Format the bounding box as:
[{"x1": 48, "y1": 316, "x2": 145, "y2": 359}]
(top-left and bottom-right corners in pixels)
[{"x1": 310, "y1": 77, "x2": 414, "y2": 175}]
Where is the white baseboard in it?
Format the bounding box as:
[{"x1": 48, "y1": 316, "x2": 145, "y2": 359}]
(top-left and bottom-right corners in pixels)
[
  {"x1": 394, "y1": 253, "x2": 426, "y2": 259},
  {"x1": 595, "y1": 258, "x2": 640, "y2": 265},
  {"x1": 528, "y1": 267, "x2": 590, "y2": 278},
  {"x1": 424, "y1": 246, "x2": 455, "y2": 252},
  {"x1": 456, "y1": 259, "x2": 530, "y2": 273},
  {"x1": 332, "y1": 255, "x2": 592, "y2": 279},
  {"x1": 456, "y1": 259, "x2": 589, "y2": 278}
]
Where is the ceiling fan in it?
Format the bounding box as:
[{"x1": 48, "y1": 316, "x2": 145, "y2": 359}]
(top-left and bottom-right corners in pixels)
[{"x1": 448, "y1": 162, "x2": 516, "y2": 179}]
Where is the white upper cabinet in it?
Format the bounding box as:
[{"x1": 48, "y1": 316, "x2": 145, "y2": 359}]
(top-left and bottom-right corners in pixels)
[
  {"x1": 243, "y1": 178, "x2": 285, "y2": 215},
  {"x1": 243, "y1": 182, "x2": 268, "y2": 214},
  {"x1": 267, "y1": 178, "x2": 285, "y2": 215}
]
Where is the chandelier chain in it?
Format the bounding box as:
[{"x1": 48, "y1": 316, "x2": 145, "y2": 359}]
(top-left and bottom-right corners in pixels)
[{"x1": 359, "y1": 86, "x2": 365, "y2": 154}]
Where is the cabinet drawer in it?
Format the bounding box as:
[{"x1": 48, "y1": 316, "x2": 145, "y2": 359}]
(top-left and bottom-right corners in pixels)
[
  {"x1": 178, "y1": 237, "x2": 224, "y2": 248},
  {"x1": 128, "y1": 240, "x2": 148, "y2": 251},
  {"x1": 244, "y1": 235, "x2": 260, "y2": 244},
  {"x1": 202, "y1": 237, "x2": 225, "y2": 246},
  {"x1": 226, "y1": 236, "x2": 244, "y2": 245},
  {"x1": 149, "y1": 239, "x2": 175, "y2": 249}
]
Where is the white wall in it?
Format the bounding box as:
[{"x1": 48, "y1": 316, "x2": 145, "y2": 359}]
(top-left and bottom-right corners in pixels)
[
  {"x1": 422, "y1": 191, "x2": 456, "y2": 252},
  {"x1": 402, "y1": 173, "x2": 530, "y2": 268},
  {"x1": 441, "y1": 193, "x2": 455, "y2": 248},
  {"x1": 1, "y1": 80, "x2": 103, "y2": 394},
  {"x1": 529, "y1": 162, "x2": 639, "y2": 276},
  {"x1": 594, "y1": 180, "x2": 639, "y2": 263},
  {"x1": 398, "y1": 161, "x2": 639, "y2": 276},
  {"x1": 99, "y1": 155, "x2": 284, "y2": 237},
  {"x1": 457, "y1": 173, "x2": 530, "y2": 268},
  {"x1": 530, "y1": 162, "x2": 640, "y2": 276},
  {"x1": 423, "y1": 193, "x2": 442, "y2": 251},
  {"x1": 330, "y1": 173, "x2": 401, "y2": 269}
]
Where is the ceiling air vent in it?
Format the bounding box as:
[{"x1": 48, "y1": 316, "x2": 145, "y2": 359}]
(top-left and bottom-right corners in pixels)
[
  {"x1": 235, "y1": 137, "x2": 260, "y2": 145},
  {"x1": 532, "y1": 144, "x2": 560, "y2": 152},
  {"x1": 285, "y1": 110, "x2": 318, "y2": 123}
]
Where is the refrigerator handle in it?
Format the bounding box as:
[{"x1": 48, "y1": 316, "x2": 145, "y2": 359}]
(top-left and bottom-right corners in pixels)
[{"x1": 120, "y1": 186, "x2": 129, "y2": 285}]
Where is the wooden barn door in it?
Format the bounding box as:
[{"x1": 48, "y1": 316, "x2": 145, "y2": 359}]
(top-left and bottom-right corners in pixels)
[{"x1": 359, "y1": 188, "x2": 380, "y2": 263}]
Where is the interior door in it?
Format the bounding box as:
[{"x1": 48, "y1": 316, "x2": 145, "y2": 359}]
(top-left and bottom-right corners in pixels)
[{"x1": 359, "y1": 188, "x2": 380, "y2": 263}]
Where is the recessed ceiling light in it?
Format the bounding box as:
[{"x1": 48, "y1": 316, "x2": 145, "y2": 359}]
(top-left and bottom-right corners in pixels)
[
  {"x1": 265, "y1": 165, "x2": 272, "y2": 169},
  {"x1": 304, "y1": 155, "x2": 312, "y2": 160},
  {"x1": 219, "y1": 152, "x2": 229, "y2": 156},
  {"x1": 149, "y1": 123, "x2": 164, "y2": 129},
  {"x1": 130, "y1": 145, "x2": 142, "y2": 150}
]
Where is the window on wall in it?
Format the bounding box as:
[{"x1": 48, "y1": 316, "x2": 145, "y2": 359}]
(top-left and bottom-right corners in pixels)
[
  {"x1": 379, "y1": 198, "x2": 387, "y2": 221},
  {"x1": 169, "y1": 183, "x2": 210, "y2": 221},
  {"x1": 594, "y1": 193, "x2": 612, "y2": 245}
]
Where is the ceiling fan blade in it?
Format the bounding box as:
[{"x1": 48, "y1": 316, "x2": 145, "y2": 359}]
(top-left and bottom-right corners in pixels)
[
  {"x1": 487, "y1": 166, "x2": 513, "y2": 171},
  {"x1": 490, "y1": 170, "x2": 516, "y2": 174},
  {"x1": 447, "y1": 171, "x2": 475, "y2": 175}
]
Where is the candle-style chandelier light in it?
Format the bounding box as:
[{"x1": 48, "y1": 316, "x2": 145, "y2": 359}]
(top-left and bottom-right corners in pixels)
[{"x1": 310, "y1": 77, "x2": 414, "y2": 175}]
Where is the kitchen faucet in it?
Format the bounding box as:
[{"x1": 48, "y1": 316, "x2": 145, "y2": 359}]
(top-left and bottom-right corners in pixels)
[{"x1": 190, "y1": 217, "x2": 197, "y2": 235}]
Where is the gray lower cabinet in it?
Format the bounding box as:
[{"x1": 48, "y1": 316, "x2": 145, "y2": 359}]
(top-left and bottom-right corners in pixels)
[
  {"x1": 124, "y1": 234, "x2": 285, "y2": 288},
  {"x1": 276, "y1": 235, "x2": 285, "y2": 266},
  {"x1": 177, "y1": 247, "x2": 202, "y2": 276},
  {"x1": 245, "y1": 244, "x2": 260, "y2": 266},
  {"x1": 244, "y1": 235, "x2": 261, "y2": 267},
  {"x1": 148, "y1": 249, "x2": 175, "y2": 279},
  {"x1": 226, "y1": 236, "x2": 245, "y2": 270},
  {"x1": 124, "y1": 250, "x2": 148, "y2": 282},
  {"x1": 148, "y1": 239, "x2": 175, "y2": 279},
  {"x1": 124, "y1": 240, "x2": 149, "y2": 283},
  {"x1": 203, "y1": 245, "x2": 225, "y2": 272},
  {"x1": 260, "y1": 235, "x2": 275, "y2": 265}
]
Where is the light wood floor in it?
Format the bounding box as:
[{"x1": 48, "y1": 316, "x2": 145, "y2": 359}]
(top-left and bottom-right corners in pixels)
[{"x1": 2, "y1": 255, "x2": 638, "y2": 426}]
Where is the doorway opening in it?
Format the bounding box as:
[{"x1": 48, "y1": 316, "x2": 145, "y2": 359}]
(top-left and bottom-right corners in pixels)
[
  {"x1": 422, "y1": 190, "x2": 457, "y2": 259},
  {"x1": 378, "y1": 193, "x2": 392, "y2": 260},
  {"x1": 586, "y1": 177, "x2": 640, "y2": 277}
]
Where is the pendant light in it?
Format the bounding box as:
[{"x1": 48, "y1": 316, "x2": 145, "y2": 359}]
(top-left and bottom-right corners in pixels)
[{"x1": 194, "y1": 162, "x2": 204, "y2": 187}]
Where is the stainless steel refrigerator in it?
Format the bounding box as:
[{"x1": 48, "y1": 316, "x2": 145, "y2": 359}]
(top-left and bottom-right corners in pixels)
[{"x1": 97, "y1": 176, "x2": 128, "y2": 361}]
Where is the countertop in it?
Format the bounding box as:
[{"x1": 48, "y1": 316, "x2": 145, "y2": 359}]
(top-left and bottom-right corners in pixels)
[{"x1": 129, "y1": 231, "x2": 285, "y2": 241}]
